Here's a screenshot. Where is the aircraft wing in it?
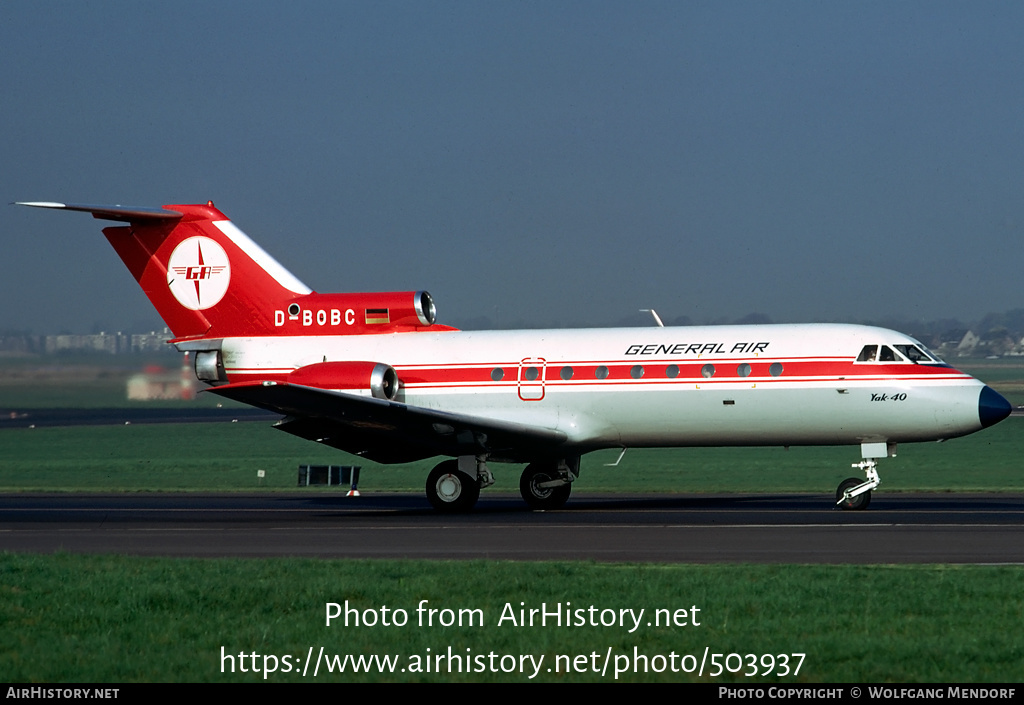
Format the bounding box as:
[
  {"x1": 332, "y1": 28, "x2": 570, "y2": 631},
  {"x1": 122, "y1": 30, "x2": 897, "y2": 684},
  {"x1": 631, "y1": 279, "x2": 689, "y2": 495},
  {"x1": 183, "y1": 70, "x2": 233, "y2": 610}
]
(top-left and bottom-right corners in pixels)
[{"x1": 205, "y1": 381, "x2": 568, "y2": 464}]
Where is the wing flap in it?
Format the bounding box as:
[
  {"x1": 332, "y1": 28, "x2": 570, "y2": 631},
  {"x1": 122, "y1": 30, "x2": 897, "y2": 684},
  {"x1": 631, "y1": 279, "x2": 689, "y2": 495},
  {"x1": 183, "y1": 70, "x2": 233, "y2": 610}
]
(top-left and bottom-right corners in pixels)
[{"x1": 205, "y1": 381, "x2": 568, "y2": 463}]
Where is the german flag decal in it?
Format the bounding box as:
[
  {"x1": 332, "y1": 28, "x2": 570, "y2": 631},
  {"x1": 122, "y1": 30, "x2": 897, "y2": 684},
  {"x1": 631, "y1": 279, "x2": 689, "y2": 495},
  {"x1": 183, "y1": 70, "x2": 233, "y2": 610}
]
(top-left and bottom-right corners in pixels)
[{"x1": 365, "y1": 308, "x2": 390, "y2": 325}]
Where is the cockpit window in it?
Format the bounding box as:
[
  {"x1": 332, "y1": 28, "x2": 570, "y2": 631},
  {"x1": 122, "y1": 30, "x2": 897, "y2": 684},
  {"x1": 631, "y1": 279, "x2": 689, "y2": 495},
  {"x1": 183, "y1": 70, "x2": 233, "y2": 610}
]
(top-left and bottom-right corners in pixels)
[
  {"x1": 856, "y1": 345, "x2": 878, "y2": 362},
  {"x1": 894, "y1": 344, "x2": 938, "y2": 364},
  {"x1": 858, "y1": 343, "x2": 943, "y2": 364}
]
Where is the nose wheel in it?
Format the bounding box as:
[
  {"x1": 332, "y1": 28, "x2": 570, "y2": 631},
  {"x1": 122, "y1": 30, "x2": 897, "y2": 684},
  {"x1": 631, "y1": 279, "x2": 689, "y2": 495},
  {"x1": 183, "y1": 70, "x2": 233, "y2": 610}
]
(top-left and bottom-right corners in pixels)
[
  {"x1": 836, "y1": 477, "x2": 871, "y2": 510},
  {"x1": 835, "y1": 457, "x2": 881, "y2": 511}
]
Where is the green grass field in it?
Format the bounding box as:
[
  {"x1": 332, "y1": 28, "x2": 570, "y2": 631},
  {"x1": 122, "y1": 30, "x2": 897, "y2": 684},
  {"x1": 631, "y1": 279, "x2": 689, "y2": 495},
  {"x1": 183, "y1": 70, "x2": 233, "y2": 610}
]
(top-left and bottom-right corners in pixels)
[
  {"x1": 2, "y1": 555, "x2": 1022, "y2": 682},
  {"x1": 0, "y1": 415, "x2": 1020, "y2": 494}
]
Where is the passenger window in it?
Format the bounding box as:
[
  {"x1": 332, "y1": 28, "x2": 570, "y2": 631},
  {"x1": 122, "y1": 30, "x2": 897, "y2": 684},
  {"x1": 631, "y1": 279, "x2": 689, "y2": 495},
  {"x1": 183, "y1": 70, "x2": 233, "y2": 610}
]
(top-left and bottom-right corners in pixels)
[{"x1": 666, "y1": 364, "x2": 680, "y2": 379}]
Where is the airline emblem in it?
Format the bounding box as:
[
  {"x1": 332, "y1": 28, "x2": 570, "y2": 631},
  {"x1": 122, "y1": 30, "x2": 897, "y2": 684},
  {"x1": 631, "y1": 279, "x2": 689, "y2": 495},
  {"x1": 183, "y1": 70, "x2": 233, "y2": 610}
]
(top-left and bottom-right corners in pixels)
[{"x1": 166, "y1": 236, "x2": 230, "y2": 310}]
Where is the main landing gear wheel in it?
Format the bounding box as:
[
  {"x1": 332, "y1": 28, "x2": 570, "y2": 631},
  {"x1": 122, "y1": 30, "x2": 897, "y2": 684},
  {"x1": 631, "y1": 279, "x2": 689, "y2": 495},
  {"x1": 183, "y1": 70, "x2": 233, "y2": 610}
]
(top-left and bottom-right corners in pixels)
[
  {"x1": 426, "y1": 460, "x2": 480, "y2": 513},
  {"x1": 520, "y1": 462, "x2": 571, "y2": 510},
  {"x1": 836, "y1": 477, "x2": 871, "y2": 511}
]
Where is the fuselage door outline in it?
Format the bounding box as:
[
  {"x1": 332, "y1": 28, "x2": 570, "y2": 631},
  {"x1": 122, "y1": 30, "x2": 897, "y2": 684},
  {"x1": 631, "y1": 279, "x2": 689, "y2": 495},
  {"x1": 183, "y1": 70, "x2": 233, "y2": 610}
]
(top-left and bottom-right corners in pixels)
[{"x1": 518, "y1": 357, "x2": 547, "y2": 401}]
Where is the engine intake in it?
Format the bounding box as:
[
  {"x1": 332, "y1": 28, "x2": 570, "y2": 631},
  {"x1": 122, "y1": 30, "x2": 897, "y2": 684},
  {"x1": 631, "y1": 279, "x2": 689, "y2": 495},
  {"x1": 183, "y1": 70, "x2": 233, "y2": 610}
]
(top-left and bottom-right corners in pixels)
[{"x1": 413, "y1": 291, "x2": 436, "y2": 326}]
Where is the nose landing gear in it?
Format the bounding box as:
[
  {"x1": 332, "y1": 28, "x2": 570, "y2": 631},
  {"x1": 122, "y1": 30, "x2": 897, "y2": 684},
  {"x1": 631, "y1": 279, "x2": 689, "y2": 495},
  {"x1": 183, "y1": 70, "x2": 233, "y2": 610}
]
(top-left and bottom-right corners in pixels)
[{"x1": 835, "y1": 442, "x2": 892, "y2": 511}]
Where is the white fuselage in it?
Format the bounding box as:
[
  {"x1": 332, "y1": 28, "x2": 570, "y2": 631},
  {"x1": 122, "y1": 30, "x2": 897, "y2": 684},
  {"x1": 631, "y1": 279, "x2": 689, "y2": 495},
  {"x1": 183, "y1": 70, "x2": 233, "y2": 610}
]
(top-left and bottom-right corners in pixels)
[{"x1": 216, "y1": 323, "x2": 988, "y2": 452}]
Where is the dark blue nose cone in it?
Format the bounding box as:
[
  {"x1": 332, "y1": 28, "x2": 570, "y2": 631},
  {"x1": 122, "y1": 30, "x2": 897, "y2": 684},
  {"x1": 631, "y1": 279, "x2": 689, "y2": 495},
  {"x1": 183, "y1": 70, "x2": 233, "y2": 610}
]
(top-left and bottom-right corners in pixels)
[{"x1": 979, "y1": 385, "x2": 1012, "y2": 428}]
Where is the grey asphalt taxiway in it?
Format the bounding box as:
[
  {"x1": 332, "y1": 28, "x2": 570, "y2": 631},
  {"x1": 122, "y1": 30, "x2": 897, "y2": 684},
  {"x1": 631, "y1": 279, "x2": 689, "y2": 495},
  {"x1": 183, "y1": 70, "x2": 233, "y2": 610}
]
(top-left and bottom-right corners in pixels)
[{"x1": 2, "y1": 491, "x2": 1023, "y2": 563}]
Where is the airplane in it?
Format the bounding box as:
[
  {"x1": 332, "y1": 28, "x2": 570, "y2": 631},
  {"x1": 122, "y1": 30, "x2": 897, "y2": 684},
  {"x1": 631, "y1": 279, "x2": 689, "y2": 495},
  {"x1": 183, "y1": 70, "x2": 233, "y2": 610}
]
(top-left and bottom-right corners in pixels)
[{"x1": 16, "y1": 201, "x2": 1013, "y2": 512}]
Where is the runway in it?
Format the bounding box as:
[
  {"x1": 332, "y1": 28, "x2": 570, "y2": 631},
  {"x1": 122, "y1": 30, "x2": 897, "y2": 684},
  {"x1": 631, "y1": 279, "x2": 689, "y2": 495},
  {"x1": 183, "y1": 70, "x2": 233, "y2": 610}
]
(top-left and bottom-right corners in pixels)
[
  {"x1": 2, "y1": 491, "x2": 1023, "y2": 563},
  {"x1": 0, "y1": 407, "x2": 278, "y2": 428}
]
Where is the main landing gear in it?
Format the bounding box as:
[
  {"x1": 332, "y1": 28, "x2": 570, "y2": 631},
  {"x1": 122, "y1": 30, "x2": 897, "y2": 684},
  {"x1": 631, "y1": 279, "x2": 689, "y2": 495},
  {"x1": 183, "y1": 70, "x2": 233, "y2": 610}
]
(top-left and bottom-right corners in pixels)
[
  {"x1": 519, "y1": 459, "x2": 576, "y2": 510},
  {"x1": 426, "y1": 460, "x2": 478, "y2": 512},
  {"x1": 425, "y1": 457, "x2": 493, "y2": 513},
  {"x1": 425, "y1": 456, "x2": 579, "y2": 512},
  {"x1": 835, "y1": 442, "x2": 892, "y2": 511}
]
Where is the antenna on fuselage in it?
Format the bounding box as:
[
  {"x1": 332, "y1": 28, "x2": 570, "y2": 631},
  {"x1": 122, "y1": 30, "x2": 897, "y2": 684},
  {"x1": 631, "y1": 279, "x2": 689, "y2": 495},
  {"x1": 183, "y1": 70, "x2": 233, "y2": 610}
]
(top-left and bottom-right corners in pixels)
[{"x1": 640, "y1": 309, "x2": 665, "y2": 327}]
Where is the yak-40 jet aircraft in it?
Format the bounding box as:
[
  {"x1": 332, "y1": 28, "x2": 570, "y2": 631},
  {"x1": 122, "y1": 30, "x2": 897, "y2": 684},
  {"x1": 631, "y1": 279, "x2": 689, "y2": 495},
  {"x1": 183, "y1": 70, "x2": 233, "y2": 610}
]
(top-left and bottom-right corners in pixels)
[{"x1": 18, "y1": 201, "x2": 1013, "y2": 511}]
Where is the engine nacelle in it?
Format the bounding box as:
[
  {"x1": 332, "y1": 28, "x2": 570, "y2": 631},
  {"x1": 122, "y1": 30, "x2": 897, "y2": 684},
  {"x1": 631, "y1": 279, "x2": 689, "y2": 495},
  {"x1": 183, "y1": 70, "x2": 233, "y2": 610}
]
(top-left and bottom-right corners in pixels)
[
  {"x1": 287, "y1": 361, "x2": 399, "y2": 400},
  {"x1": 347, "y1": 290, "x2": 435, "y2": 327},
  {"x1": 279, "y1": 291, "x2": 438, "y2": 332},
  {"x1": 194, "y1": 350, "x2": 228, "y2": 385}
]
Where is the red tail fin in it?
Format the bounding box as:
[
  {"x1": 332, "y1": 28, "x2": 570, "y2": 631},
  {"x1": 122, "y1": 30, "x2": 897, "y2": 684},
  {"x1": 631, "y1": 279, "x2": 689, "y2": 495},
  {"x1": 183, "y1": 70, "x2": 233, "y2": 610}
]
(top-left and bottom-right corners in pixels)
[
  {"x1": 18, "y1": 201, "x2": 312, "y2": 340},
  {"x1": 18, "y1": 201, "x2": 453, "y2": 341},
  {"x1": 104, "y1": 203, "x2": 314, "y2": 339}
]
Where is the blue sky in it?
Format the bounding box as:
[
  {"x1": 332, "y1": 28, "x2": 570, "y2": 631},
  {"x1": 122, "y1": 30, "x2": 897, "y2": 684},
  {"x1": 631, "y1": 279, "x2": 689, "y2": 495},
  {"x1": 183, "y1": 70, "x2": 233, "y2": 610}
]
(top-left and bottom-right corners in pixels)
[{"x1": 3, "y1": 1, "x2": 1022, "y2": 333}]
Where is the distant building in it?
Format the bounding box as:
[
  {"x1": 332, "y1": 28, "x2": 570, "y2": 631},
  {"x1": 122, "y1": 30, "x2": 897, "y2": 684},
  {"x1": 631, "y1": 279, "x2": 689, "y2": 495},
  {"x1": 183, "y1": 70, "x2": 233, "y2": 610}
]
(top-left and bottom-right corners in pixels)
[
  {"x1": 46, "y1": 333, "x2": 129, "y2": 354},
  {"x1": 130, "y1": 332, "x2": 173, "y2": 353},
  {"x1": 126, "y1": 355, "x2": 197, "y2": 400},
  {"x1": 955, "y1": 331, "x2": 980, "y2": 356},
  {"x1": 2, "y1": 330, "x2": 177, "y2": 355},
  {"x1": 0, "y1": 335, "x2": 44, "y2": 355}
]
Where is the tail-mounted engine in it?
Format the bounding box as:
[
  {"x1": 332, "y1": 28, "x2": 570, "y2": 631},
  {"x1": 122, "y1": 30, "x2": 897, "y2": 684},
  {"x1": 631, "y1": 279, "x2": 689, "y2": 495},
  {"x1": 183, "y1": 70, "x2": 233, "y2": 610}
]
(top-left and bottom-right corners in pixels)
[
  {"x1": 287, "y1": 361, "x2": 400, "y2": 400},
  {"x1": 274, "y1": 290, "x2": 452, "y2": 334},
  {"x1": 194, "y1": 350, "x2": 228, "y2": 385}
]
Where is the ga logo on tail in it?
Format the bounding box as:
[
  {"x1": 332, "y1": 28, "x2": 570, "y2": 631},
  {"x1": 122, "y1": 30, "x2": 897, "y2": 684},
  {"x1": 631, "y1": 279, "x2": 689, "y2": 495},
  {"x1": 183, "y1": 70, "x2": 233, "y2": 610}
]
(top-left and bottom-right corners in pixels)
[{"x1": 167, "y1": 236, "x2": 230, "y2": 310}]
